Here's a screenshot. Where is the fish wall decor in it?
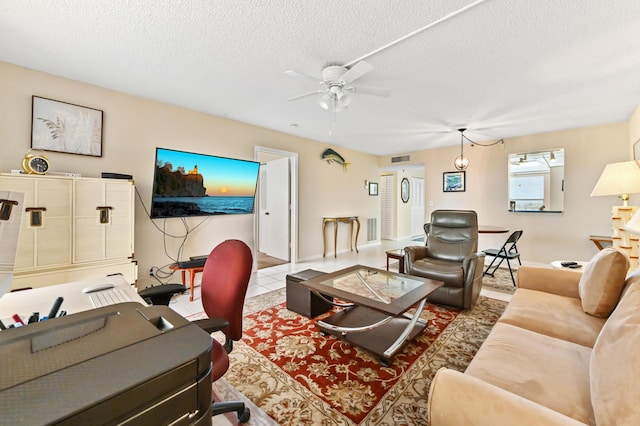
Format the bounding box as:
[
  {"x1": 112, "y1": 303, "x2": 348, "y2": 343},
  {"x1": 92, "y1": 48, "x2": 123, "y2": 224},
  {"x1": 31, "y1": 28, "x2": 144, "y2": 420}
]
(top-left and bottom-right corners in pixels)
[{"x1": 321, "y1": 148, "x2": 350, "y2": 171}]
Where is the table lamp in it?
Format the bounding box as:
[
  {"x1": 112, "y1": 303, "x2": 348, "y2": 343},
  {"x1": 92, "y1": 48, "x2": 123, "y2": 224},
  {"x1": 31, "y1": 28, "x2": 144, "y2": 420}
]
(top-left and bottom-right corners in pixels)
[{"x1": 591, "y1": 160, "x2": 640, "y2": 269}]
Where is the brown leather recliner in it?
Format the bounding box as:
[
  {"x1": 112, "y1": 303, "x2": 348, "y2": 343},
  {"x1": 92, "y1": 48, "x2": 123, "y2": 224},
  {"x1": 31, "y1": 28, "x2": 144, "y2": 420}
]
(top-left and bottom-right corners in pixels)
[{"x1": 404, "y1": 210, "x2": 485, "y2": 309}]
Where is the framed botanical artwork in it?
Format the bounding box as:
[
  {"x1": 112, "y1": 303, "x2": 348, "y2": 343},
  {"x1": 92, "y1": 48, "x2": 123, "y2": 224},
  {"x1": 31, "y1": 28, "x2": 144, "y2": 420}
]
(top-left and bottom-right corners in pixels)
[
  {"x1": 443, "y1": 171, "x2": 466, "y2": 192},
  {"x1": 368, "y1": 182, "x2": 378, "y2": 196},
  {"x1": 401, "y1": 177, "x2": 410, "y2": 203},
  {"x1": 31, "y1": 96, "x2": 103, "y2": 157}
]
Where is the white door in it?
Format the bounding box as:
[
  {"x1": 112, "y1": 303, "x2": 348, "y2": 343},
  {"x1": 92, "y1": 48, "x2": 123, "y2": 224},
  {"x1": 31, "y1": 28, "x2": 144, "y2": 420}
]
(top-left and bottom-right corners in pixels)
[
  {"x1": 259, "y1": 157, "x2": 290, "y2": 261},
  {"x1": 380, "y1": 175, "x2": 394, "y2": 240},
  {"x1": 410, "y1": 177, "x2": 425, "y2": 236}
]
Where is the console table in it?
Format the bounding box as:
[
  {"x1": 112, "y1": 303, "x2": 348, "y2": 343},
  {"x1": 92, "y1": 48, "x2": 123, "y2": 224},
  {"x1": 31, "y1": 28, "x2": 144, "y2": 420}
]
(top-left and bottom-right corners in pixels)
[
  {"x1": 322, "y1": 216, "x2": 360, "y2": 258},
  {"x1": 589, "y1": 235, "x2": 613, "y2": 250}
]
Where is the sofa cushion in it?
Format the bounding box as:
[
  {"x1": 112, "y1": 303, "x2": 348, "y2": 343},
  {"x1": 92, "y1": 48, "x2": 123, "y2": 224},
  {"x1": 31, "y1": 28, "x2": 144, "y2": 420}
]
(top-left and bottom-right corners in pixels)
[
  {"x1": 590, "y1": 282, "x2": 640, "y2": 425},
  {"x1": 578, "y1": 247, "x2": 629, "y2": 317},
  {"x1": 498, "y1": 288, "x2": 606, "y2": 348},
  {"x1": 465, "y1": 322, "x2": 594, "y2": 424}
]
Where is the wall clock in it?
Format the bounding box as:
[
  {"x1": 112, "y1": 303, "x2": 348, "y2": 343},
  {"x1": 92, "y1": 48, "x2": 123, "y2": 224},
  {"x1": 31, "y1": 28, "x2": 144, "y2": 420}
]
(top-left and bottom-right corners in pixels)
[{"x1": 22, "y1": 149, "x2": 50, "y2": 175}]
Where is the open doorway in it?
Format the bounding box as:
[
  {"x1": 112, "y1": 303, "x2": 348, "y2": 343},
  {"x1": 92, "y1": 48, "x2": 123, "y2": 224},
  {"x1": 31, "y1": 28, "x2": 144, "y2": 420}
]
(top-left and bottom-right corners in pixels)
[
  {"x1": 379, "y1": 165, "x2": 425, "y2": 241},
  {"x1": 254, "y1": 146, "x2": 298, "y2": 269}
]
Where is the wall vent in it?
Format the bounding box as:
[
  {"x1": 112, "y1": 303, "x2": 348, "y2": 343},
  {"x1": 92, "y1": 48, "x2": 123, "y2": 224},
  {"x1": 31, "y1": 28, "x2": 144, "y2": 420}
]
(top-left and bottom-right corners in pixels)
[
  {"x1": 367, "y1": 218, "x2": 377, "y2": 241},
  {"x1": 391, "y1": 155, "x2": 410, "y2": 163}
]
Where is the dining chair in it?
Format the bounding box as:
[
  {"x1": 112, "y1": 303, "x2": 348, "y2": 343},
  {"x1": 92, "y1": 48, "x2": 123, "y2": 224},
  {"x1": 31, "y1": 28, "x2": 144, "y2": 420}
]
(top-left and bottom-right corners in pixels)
[{"x1": 482, "y1": 230, "x2": 523, "y2": 286}]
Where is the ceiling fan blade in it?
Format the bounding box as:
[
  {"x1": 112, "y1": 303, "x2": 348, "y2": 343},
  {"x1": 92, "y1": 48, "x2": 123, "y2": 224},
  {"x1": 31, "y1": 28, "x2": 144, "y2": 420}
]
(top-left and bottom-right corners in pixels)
[
  {"x1": 346, "y1": 85, "x2": 392, "y2": 97},
  {"x1": 284, "y1": 69, "x2": 323, "y2": 85},
  {"x1": 287, "y1": 89, "x2": 325, "y2": 102},
  {"x1": 340, "y1": 61, "x2": 374, "y2": 83}
]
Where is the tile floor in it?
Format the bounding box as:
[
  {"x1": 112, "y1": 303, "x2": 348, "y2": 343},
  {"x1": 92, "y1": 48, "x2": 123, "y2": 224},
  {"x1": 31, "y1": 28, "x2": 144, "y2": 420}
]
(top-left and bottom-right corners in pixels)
[{"x1": 169, "y1": 237, "x2": 512, "y2": 323}]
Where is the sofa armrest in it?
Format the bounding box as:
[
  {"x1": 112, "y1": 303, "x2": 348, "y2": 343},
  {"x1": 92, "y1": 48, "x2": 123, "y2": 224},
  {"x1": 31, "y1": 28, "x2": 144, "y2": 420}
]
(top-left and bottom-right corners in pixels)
[
  {"x1": 428, "y1": 369, "x2": 586, "y2": 426},
  {"x1": 516, "y1": 265, "x2": 582, "y2": 298}
]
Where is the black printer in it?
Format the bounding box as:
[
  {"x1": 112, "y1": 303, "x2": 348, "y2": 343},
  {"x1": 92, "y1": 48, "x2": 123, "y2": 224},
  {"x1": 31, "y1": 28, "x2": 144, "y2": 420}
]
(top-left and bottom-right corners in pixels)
[{"x1": 0, "y1": 302, "x2": 212, "y2": 425}]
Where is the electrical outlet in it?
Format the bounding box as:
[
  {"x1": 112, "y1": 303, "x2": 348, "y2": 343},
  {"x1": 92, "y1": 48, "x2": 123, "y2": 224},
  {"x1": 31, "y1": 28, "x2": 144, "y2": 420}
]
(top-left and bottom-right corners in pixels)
[{"x1": 149, "y1": 267, "x2": 156, "y2": 277}]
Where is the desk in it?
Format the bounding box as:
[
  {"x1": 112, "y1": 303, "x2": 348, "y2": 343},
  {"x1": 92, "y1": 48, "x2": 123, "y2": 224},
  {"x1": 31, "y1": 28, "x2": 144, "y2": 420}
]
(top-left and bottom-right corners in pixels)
[
  {"x1": 169, "y1": 263, "x2": 204, "y2": 301},
  {"x1": 589, "y1": 235, "x2": 613, "y2": 250},
  {"x1": 0, "y1": 275, "x2": 146, "y2": 325},
  {"x1": 479, "y1": 225, "x2": 509, "y2": 234},
  {"x1": 322, "y1": 216, "x2": 360, "y2": 258}
]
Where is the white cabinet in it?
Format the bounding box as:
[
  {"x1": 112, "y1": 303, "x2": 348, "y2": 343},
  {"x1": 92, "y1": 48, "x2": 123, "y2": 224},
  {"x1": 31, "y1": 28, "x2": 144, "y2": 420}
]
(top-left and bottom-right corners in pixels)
[{"x1": 0, "y1": 174, "x2": 137, "y2": 289}]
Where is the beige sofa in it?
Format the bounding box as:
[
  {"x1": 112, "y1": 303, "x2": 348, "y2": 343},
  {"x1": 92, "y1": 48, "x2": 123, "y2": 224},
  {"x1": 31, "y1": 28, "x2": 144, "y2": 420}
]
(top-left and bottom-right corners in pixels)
[{"x1": 428, "y1": 248, "x2": 640, "y2": 426}]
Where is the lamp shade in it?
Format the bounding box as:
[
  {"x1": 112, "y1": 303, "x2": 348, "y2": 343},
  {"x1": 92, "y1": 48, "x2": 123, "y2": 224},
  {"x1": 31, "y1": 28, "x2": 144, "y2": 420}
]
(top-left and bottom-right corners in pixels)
[
  {"x1": 591, "y1": 161, "x2": 640, "y2": 204},
  {"x1": 624, "y1": 209, "x2": 640, "y2": 235}
]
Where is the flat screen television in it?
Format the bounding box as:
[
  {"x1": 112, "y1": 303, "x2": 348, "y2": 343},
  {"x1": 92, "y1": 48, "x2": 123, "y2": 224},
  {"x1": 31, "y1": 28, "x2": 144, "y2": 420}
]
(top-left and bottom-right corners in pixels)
[{"x1": 150, "y1": 147, "x2": 260, "y2": 219}]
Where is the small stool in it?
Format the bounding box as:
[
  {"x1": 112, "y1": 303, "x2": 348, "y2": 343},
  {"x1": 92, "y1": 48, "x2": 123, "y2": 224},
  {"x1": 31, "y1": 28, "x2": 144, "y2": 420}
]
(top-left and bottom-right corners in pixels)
[
  {"x1": 286, "y1": 269, "x2": 333, "y2": 318},
  {"x1": 138, "y1": 284, "x2": 186, "y2": 306}
]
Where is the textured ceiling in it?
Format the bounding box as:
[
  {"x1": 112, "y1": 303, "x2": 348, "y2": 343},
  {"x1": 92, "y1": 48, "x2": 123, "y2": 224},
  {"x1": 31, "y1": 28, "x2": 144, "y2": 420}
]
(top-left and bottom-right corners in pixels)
[{"x1": 2, "y1": 0, "x2": 640, "y2": 155}]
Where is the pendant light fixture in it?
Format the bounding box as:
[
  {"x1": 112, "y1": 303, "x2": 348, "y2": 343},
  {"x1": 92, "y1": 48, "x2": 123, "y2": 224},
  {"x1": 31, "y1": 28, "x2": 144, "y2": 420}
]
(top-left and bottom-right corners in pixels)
[{"x1": 454, "y1": 128, "x2": 469, "y2": 171}]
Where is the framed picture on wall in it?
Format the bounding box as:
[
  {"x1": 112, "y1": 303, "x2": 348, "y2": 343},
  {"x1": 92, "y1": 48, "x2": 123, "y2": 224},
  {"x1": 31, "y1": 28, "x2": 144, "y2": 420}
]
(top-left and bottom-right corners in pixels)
[
  {"x1": 368, "y1": 182, "x2": 378, "y2": 196},
  {"x1": 443, "y1": 171, "x2": 466, "y2": 192},
  {"x1": 31, "y1": 96, "x2": 103, "y2": 157}
]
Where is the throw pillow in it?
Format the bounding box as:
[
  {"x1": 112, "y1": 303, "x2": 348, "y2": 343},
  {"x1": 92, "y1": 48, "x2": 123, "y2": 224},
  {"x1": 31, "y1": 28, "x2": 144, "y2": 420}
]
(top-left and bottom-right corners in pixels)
[
  {"x1": 578, "y1": 247, "x2": 629, "y2": 317},
  {"x1": 590, "y1": 282, "x2": 640, "y2": 425}
]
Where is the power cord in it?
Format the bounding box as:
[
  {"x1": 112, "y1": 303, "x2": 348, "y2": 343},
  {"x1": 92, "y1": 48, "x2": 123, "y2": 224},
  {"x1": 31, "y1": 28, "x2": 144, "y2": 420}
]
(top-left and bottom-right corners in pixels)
[{"x1": 134, "y1": 187, "x2": 210, "y2": 284}]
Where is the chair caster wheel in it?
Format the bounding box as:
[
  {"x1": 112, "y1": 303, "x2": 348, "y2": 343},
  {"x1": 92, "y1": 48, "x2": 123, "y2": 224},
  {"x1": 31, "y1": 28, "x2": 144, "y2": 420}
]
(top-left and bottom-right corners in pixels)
[{"x1": 238, "y1": 407, "x2": 251, "y2": 423}]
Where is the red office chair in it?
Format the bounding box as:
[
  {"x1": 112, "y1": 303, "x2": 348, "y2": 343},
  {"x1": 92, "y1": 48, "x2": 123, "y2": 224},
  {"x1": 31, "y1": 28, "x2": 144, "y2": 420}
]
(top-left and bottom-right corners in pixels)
[{"x1": 193, "y1": 239, "x2": 253, "y2": 423}]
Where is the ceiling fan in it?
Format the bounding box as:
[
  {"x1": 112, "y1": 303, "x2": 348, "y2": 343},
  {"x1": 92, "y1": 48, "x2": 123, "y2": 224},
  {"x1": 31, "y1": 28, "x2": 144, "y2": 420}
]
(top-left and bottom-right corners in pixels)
[{"x1": 285, "y1": 61, "x2": 392, "y2": 112}]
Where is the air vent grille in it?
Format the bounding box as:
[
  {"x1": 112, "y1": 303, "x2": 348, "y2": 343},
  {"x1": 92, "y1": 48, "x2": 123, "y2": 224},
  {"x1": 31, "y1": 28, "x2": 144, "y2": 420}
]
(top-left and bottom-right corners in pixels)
[
  {"x1": 391, "y1": 155, "x2": 410, "y2": 163},
  {"x1": 367, "y1": 218, "x2": 377, "y2": 241}
]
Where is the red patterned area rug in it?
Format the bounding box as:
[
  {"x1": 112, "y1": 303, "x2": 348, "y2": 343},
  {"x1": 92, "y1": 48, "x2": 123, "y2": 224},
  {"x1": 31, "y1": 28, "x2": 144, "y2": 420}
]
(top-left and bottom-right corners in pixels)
[{"x1": 223, "y1": 294, "x2": 507, "y2": 425}]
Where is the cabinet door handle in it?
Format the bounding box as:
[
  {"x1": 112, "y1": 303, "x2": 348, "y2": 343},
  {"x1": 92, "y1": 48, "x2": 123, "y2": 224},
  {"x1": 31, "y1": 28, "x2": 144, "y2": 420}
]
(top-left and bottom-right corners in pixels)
[
  {"x1": 25, "y1": 207, "x2": 47, "y2": 227},
  {"x1": 0, "y1": 199, "x2": 19, "y2": 221},
  {"x1": 96, "y1": 206, "x2": 113, "y2": 224}
]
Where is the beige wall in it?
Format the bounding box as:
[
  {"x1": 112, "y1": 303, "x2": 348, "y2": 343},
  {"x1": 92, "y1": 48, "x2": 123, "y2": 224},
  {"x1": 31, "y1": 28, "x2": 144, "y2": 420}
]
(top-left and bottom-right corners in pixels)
[
  {"x1": 380, "y1": 123, "x2": 632, "y2": 264},
  {"x1": 629, "y1": 104, "x2": 640, "y2": 156},
  {"x1": 0, "y1": 62, "x2": 380, "y2": 287},
  {"x1": 2, "y1": 61, "x2": 639, "y2": 278}
]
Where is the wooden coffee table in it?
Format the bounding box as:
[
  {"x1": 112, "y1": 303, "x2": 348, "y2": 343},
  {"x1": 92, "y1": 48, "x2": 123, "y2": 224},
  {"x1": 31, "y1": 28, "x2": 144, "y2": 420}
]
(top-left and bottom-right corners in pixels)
[{"x1": 301, "y1": 265, "x2": 443, "y2": 364}]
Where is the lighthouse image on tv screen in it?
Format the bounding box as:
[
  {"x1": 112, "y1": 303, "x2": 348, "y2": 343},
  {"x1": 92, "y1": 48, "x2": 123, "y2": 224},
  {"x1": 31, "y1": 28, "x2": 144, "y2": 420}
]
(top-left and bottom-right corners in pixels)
[{"x1": 151, "y1": 147, "x2": 260, "y2": 219}]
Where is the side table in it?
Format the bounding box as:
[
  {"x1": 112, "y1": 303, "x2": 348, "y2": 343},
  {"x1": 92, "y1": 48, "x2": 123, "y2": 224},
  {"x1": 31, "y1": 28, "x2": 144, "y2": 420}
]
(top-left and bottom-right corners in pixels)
[
  {"x1": 386, "y1": 249, "x2": 405, "y2": 274},
  {"x1": 169, "y1": 263, "x2": 205, "y2": 301},
  {"x1": 322, "y1": 216, "x2": 360, "y2": 258},
  {"x1": 550, "y1": 260, "x2": 588, "y2": 272}
]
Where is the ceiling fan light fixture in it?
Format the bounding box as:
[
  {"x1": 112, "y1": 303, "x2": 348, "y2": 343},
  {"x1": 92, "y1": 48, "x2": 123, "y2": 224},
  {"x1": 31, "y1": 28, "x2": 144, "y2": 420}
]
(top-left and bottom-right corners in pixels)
[
  {"x1": 336, "y1": 91, "x2": 351, "y2": 109},
  {"x1": 318, "y1": 93, "x2": 332, "y2": 110},
  {"x1": 318, "y1": 91, "x2": 351, "y2": 112}
]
